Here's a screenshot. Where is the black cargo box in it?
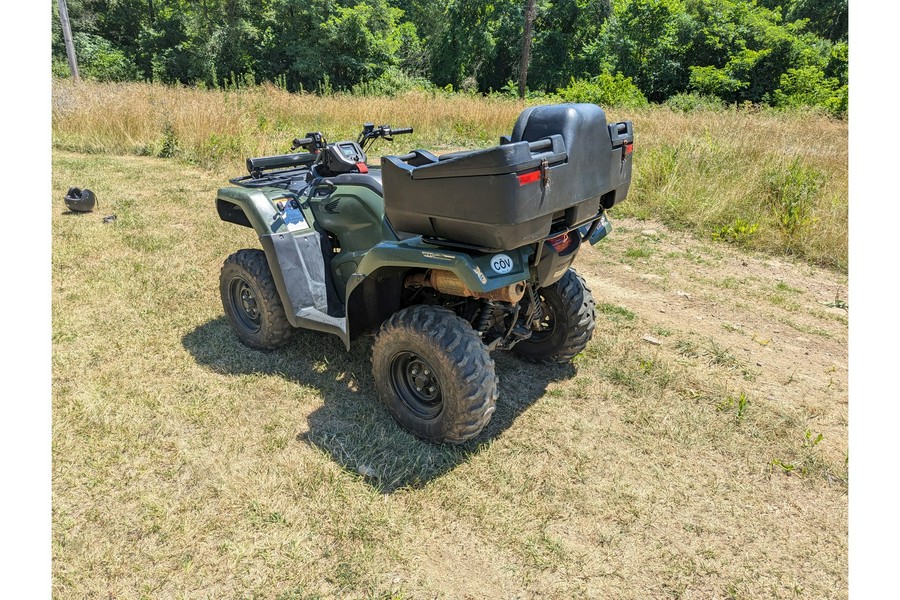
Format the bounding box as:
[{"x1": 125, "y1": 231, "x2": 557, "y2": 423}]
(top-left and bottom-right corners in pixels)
[{"x1": 381, "y1": 103, "x2": 633, "y2": 251}]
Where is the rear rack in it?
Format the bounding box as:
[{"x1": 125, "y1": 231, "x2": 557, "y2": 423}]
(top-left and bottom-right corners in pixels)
[{"x1": 229, "y1": 166, "x2": 310, "y2": 188}]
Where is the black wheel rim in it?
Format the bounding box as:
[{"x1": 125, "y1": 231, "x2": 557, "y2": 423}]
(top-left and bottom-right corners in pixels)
[
  {"x1": 389, "y1": 352, "x2": 443, "y2": 419},
  {"x1": 529, "y1": 294, "x2": 557, "y2": 342},
  {"x1": 229, "y1": 276, "x2": 262, "y2": 333}
]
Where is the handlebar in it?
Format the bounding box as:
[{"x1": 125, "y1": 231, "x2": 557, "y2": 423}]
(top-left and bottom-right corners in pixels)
[
  {"x1": 358, "y1": 124, "x2": 413, "y2": 151},
  {"x1": 246, "y1": 123, "x2": 414, "y2": 176}
]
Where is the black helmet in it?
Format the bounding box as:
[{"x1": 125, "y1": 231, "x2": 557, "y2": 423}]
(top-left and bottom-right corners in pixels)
[{"x1": 64, "y1": 187, "x2": 97, "y2": 213}]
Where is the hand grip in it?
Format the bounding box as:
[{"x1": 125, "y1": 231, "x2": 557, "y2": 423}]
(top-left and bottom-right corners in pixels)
[{"x1": 291, "y1": 136, "x2": 313, "y2": 150}]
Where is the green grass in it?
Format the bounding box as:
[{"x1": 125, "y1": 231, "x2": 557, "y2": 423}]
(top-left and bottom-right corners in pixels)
[
  {"x1": 52, "y1": 151, "x2": 848, "y2": 598},
  {"x1": 597, "y1": 303, "x2": 637, "y2": 322}
]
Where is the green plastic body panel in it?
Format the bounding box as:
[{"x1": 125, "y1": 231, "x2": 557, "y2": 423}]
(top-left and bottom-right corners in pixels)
[
  {"x1": 348, "y1": 239, "x2": 534, "y2": 298},
  {"x1": 306, "y1": 183, "x2": 399, "y2": 298},
  {"x1": 217, "y1": 186, "x2": 301, "y2": 235},
  {"x1": 308, "y1": 185, "x2": 396, "y2": 254},
  {"x1": 217, "y1": 182, "x2": 578, "y2": 350}
]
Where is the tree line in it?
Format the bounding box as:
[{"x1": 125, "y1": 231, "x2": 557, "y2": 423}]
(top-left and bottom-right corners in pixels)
[{"x1": 51, "y1": 0, "x2": 848, "y2": 113}]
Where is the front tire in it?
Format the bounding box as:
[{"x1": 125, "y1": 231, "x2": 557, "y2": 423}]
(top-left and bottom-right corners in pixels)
[
  {"x1": 371, "y1": 305, "x2": 498, "y2": 444},
  {"x1": 514, "y1": 269, "x2": 596, "y2": 363},
  {"x1": 220, "y1": 249, "x2": 296, "y2": 350}
]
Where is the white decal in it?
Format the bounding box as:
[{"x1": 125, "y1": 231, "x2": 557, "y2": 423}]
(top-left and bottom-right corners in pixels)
[
  {"x1": 283, "y1": 206, "x2": 310, "y2": 232},
  {"x1": 490, "y1": 254, "x2": 514, "y2": 274}
]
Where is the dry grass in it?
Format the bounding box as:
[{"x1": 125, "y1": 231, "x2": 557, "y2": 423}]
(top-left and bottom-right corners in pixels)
[
  {"x1": 52, "y1": 151, "x2": 847, "y2": 599},
  {"x1": 51, "y1": 79, "x2": 522, "y2": 166},
  {"x1": 51, "y1": 80, "x2": 847, "y2": 270}
]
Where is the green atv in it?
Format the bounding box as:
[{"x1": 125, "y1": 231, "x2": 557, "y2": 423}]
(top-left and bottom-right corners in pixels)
[{"x1": 216, "y1": 103, "x2": 633, "y2": 443}]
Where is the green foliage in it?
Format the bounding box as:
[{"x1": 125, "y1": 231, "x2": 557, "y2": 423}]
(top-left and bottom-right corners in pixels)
[
  {"x1": 529, "y1": 0, "x2": 612, "y2": 91},
  {"x1": 73, "y1": 32, "x2": 138, "y2": 82},
  {"x1": 825, "y1": 42, "x2": 848, "y2": 86},
  {"x1": 158, "y1": 123, "x2": 180, "y2": 159},
  {"x1": 590, "y1": 0, "x2": 686, "y2": 101},
  {"x1": 350, "y1": 67, "x2": 435, "y2": 97},
  {"x1": 786, "y1": 0, "x2": 848, "y2": 42},
  {"x1": 665, "y1": 92, "x2": 726, "y2": 112},
  {"x1": 712, "y1": 219, "x2": 759, "y2": 245},
  {"x1": 802, "y1": 429, "x2": 824, "y2": 449},
  {"x1": 52, "y1": 58, "x2": 72, "y2": 79},
  {"x1": 716, "y1": 392, "x2": 749, "y2": 420},
  {"x1": 688, "y1": 65, "x2": 748, "y2": 97},
  {"x1": 555, "y1": 73, "x2": 649, "y2": 108},
  {"x1": 430, "y1": 0, "x2": 522, "y2": 92},
  {"x1": 681, "y1": 0, "x2": 827, "y2": 104},
  {"x1": 764, "y1": 157, "x2": 825, "y2": 251},
  {"x1": 318, "y1": 0, "x2": 410, "y2": 89},
  {"x1": 771, "y1": 66, "x2": 847, "y2": 115}
]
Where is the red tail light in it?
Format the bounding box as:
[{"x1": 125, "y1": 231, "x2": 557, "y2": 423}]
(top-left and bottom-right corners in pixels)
[
  {"x1": 624, "y1": 142, "x2": 633, "y2": 156},
  {"x1": 548, "y1": 232, "x2": 573, "y2": 253}
]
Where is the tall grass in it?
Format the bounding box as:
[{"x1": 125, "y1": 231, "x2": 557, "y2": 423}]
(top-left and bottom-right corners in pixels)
[
  {"x1": 623, "y1": 107, "x2": 847, "y2": 270},
  {"x1": 52, "y1": 79, "x2": 848, "y2": 270}
]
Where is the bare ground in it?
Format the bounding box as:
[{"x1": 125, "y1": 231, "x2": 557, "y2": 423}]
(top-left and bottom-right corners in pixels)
[{"x1": 52, "y1": 152, "x2": 847, "y2": 599}]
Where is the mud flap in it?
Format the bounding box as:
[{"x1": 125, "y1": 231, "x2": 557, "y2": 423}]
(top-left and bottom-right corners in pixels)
[{"x1": 259, "y1": 230, "x2": 349, "y2": 345}]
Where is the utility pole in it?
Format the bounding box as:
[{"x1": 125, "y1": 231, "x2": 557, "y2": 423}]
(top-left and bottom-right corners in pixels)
[
  {"x1": 518, "y1": 0, "x2": 536, "y2": 100},
  {"x1": 57, "y1": 0, "x2": 80, "y2": 80}
]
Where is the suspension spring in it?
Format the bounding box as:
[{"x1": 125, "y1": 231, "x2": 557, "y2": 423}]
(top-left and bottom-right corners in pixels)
[
  {"x1": 474, "y1": 300, "x2": 495, "y2": 333},
  {"x1": 527, "y1": 285, "x2": 544, "y2": 326}
]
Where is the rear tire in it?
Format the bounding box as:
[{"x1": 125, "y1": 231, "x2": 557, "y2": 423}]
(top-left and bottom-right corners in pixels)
[
  {"x1": 514, "y1": 268, "x2": 596, "y2": 363},
  {"x1": 371, "y1": 305, "x2": 498, "y2": 444},
  {"x1": 220, "y1": 249, "x2": 296, "y2": 350}
]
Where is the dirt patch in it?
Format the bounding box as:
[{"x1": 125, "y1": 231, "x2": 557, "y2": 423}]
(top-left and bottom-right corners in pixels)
[{"x1": 579, "y1": 217, "x2": 847, "y2": 469}]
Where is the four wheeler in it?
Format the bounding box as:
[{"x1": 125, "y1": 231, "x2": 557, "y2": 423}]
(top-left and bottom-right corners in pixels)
[{"x1": 216, "y1": 103, "x2": 633, "y2": 443}]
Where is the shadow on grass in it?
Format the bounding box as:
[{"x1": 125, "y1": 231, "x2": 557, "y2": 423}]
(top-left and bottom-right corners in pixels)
[{"x1": 183, "y1": 317, "x2": 575, "y2": 493}]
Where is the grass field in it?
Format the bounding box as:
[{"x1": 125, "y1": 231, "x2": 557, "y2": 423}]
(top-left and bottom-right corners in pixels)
[
  {"x1": 52, "y1": 149, "x2": 847, "y2": 598},
  {"x1": 52, "y1": 80, "x2": 847, "y2": 270}
]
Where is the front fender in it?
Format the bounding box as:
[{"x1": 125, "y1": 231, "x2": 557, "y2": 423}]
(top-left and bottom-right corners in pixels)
[{"x1": 217, "y1": 186, "x2": 303, "y2": 236}]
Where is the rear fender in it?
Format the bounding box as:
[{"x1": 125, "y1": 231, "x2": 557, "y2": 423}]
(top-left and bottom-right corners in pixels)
[{"x1": 347, "y1": 239, "x2": 534, "y2": 301}]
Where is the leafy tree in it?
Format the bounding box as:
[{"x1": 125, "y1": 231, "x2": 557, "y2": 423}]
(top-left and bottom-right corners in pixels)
[
  {"x1": 430, "y1": 0, "x2": 510, "y2": 90},
  {"x1": 590, "y1": 0, "x2": 687, "y2": 101},
  {"x1": 318, "y1": 0, "x2": 409, "y2": 89},
  {"x1": 786, "y1": 0, "x2": 847, "y2": 42},
  {"x1": 48, "y1": 0, "x2": 849, "y2": 114},
  {"x1": 529, "y1": 0, "x2": 611, "y2": 91},
  {"x1": 680, "y1": 0, "x2": 834, "y2": 104},
  {"x1": 72, "y1": 32, "x2": 138, "y2": 81}
]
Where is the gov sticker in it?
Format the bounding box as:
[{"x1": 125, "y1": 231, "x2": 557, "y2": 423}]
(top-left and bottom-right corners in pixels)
[{"x1": 490, "y1": 253, "x2": 514, "y2": 274}]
